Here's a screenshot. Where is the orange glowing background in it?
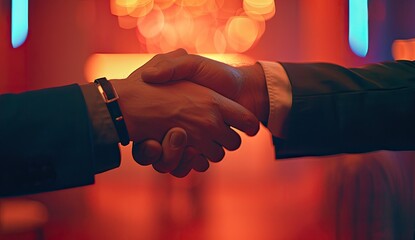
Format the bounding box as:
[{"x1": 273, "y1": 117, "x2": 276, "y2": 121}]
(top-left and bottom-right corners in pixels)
[
  {"x1": 110, "y1": 0, "x2": 275, "y2": 53},
  {"x1": 2, "y1": 1, "x2": 415, "y2": 239}
]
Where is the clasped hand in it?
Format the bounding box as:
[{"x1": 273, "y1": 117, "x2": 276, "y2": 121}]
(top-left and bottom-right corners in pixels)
[{"x1": 112, "y1": 49, "x2": 268, "y2": 177}]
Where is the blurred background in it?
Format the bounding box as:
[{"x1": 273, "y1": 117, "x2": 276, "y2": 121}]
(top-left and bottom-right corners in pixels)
[{"x1": 1, "y1": 0, "x2": 415, "y2": 239}]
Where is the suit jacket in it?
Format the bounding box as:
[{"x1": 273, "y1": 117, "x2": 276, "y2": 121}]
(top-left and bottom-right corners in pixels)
[
  {"x1": 0, "y1": 84, "x2": 119, "y2": 196},
  {"x1": 275, "y1": 60, "x2": 415, "y2": 158}
]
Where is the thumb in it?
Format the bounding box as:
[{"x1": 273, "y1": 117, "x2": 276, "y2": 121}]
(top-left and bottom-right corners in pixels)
[
  {"x1": 153, "y1": 128, "x2": 187, "y2": 173},
  {"x1": 142, "y1": 55, "x2": 240, "y2": 102},
  {"x1": 141, "y1": 67, "x2": 166, "y2": 83},
  {"x1": 132, "y1": 140, "x2": 162, "y2": 166}
]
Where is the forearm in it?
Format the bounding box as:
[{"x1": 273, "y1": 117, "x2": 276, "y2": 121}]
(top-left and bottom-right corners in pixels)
[
  {"x1": 237, "y1": 63, "x2": 270, "y2": 124},
  {"x1": 276, "y1": 60, "x2": 415, "y2": 158},
  {"x1": 80, "y1": 83, "x2": 121, "y2": 173},
  {"x1": 0, "y1": 85, "x2": 97, "y2": 196}
]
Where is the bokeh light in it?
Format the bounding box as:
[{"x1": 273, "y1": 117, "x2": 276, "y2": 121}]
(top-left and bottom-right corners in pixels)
[
  {"x1": 349, "y1": 0, "x2": 368, "y2": 57},
  {"x1": 159, "y1": 23, "x2": 180, "y2": 52},
  {"x1": 110, "y1": 0, "x2": 276, "y2": 53},
  {"x1": 111, "y1": 0, "x2": 139, "y2": 16},
  {"x1": 11, "y1": 0, "x2": 29, "y2": 48},
  {"x1": 392, "y1": 38, "x2": 415, "y2": 60},
  {"x1": 128, "y1": 0, "x2": 154, "y2": 17},
  {"x1": 118, "y1": 15, "x2": 138, "y2": 29},
  {"x1": 226, "y1": 16, "x2": 260, "y2": 52},
  {"x1": 137, "y1": 6, "x2": 164, "y2": 38},
  {"x1": 243, "y1": 0, "x2": 276, "y2": 20},
  {"x1": 154, "y1": 0, "x2": 176, "y2": 9}
]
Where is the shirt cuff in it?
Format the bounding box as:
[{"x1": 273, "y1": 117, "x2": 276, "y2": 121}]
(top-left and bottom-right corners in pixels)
[
  {"x1": 258, "y1": 61, "x2": 292, "y2": 138},
  {"x1": 80, "y1": 83, "x2": 121, "y2": 173}
]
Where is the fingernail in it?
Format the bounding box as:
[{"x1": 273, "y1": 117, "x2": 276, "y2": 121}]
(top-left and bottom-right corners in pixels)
[
  {"x1": 144, "y1": 145, "x2": 158, "y2": 158},
  {"x1": 170, "y1": 132, "x2": 186, "y2": 149}
]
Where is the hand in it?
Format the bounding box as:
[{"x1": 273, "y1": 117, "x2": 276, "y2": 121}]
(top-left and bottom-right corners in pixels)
[
  {"x1": 111, "y1": 69, "x2": 259, "y2": 163},
  {"x1": 132, "y1": 127, "x2": 209, "y2": 177},
  {"x1": 116, "y1": 49, "x2": 210, "y2": 176},
  {"x1": 141, "y1": 53, "x2": 269, "y2": 123},
  {"x1": 134, "y1": 51, "x2": 269, "y2": 175}
]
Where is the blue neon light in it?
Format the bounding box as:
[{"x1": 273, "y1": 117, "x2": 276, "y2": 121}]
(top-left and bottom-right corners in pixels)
[
  {"x1": 11, "y1": 0, "x2": 29, "y2": 48},
  {"x1": 349, "y1": 0, "x2": 368, "y2": 57}
]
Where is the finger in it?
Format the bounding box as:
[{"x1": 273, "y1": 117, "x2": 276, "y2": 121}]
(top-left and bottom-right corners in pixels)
[
  {"x1": 171, "y1": 159, "x2": 192, "y2": 178},
  {"x1": 172, "y1": 146, "x2": 209, "y2": 172},
  {"x1": 197, "y1": 142, "x2": 225, "y2": 163},
  {"x1": 214, "y1": 125, "x2": 241, "y2": 151},
  {"x1": 153, "y1": 127, "x2": 187, "y2": 173},
  {"x1": 170, "y1": 147, "x2": 195, "y2": 178},
  {"x1": 132, "y1": 141, "x2": 162, "y2": 166},
  {"x1": 217, "y1": 96, "x2": 260, "y2": 136},
  {"x1": 192, "y1": 155, "x2": 209, "y2": 172}
]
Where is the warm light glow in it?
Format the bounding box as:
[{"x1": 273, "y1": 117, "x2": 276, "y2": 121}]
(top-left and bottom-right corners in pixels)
[
  {"x1": 214, "y1": 29, "x2": 227, "y2": 53},
  {"x1": 128, "y1": 0, "x2": 154, "y2": 17},
  {"x1": 85, "y1": 54, "x2": 154, "y2": 82},
  {"x1": 111, "y1": 0, "x2": 138, "y2": 16},
  {"x1": 110, "y1": 0, "x2": 275, "y2": 54},
  {"x1": 154, "y1": 0, "x2": 176, "y2": 9},
  {"x1": 177, "y1": 0, "x2": 207, "y2": 7},
  {"x1": 137, "y1": 6, "x2": 165, "y2": 38},
  {"x1": 118, "y1": 0, "x2": 140, "y2": 8},
  {"x1": 159, "y1": 23, "x2": 179, "y2": 52},
  {"x1": 243, "y1": 0, "x2": 276, "y2": 20},
  {"x1": 117, "y1": 15, "x2": 138, "y2": 29},
  {"x1": 392, "y1": 39, "x2": 415, "y2": 60},
  {"x1": 85, "y1": 53, "x2": 255, "y2": 82},
  {"x1": 349, "y1": 0, "x2": 368, "y2": 57},
  {"x1": 195, "y1": 28, "x2": 217, "y2": 53},
  {"x1": 226, "y1": 16, "x2": 259, "y2": 52},
  {"x1": 173, "y1": 8, "x2": 195, "y2": 47},
  {"x1": 11, "y1": 0, "x2": 28, "y2": 48}
]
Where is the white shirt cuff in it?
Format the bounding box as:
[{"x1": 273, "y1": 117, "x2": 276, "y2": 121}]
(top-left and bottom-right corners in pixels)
[{"x1": 258, "y1": 61, "x2": 292, "y2": 138}]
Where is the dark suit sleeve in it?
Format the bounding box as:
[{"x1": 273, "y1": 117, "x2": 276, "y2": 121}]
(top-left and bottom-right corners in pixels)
[
  {"x1": 273, "y1": 60, "x2": 415, "y2": 158},
  {"x1": 0, "y1": 84, "x2": 118, "y2": 196}
]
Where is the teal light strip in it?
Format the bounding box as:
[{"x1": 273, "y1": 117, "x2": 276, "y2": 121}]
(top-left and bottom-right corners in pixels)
[
  {"x1": 349, "y1": 0, "x2": 368, "y2": 57},
  {"x1": 11, "y1": 0, "x2": 29, "y2": 48}
]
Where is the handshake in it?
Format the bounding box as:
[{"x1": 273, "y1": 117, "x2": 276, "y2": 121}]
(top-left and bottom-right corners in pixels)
[{"x1": 110, "y1": 49, "x2": 270, "y2": 177}]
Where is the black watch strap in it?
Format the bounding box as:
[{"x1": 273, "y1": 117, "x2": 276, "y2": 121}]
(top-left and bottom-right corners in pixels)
[{"x1": 94, "y1": 77, "x2": 130, "y2": 146}]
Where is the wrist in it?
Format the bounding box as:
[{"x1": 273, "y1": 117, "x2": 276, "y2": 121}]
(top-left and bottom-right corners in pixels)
[
  {"x1": 95, "y1": 78, "x2": 130, "y2": 145},
  {"x1": 238, "y1": 63, "x2": 269, "y2": 123},
  {"x1": 109, "y1": 79, "x2": 132, "y2": 137}
]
